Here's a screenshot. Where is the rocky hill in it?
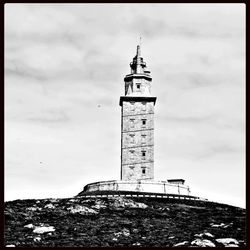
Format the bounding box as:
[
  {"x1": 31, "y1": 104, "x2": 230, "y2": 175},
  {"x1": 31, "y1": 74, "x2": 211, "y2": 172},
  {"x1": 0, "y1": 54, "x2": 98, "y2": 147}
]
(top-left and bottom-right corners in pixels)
[{"x1": 4, "y1": 196, "x2": 246, "y2": 247}]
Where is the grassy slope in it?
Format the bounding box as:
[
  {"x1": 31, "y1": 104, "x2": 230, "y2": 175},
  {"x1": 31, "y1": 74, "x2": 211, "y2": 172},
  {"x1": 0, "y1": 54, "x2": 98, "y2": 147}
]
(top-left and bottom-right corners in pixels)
[{"x1": 4, "y1": 197, "x2": 246, "y2": 247}]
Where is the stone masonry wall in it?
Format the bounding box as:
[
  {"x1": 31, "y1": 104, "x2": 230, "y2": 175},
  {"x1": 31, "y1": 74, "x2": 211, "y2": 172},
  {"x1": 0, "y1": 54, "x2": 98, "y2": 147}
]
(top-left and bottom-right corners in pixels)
[
  {"x1": 125, "y1": 78, "x2": 152, "y2": 96},
  {"x1": 84, "y1": 180, "x2": 190, "y2": 196},
  {"x1": 121, "y1": 101, "x2": 154, "y2": 181}
]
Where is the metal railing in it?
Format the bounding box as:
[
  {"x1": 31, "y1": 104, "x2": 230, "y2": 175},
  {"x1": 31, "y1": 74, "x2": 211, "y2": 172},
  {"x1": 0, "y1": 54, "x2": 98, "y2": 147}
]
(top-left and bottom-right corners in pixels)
[{"x1": 78, "y1": 192, "x2": 208, "y2": 201}]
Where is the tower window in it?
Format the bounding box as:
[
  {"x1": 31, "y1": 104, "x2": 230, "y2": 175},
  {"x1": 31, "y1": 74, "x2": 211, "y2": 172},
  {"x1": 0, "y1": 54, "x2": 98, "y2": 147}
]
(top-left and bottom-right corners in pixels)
[
  {"x1": 130, "y1": 150, "x2": 134, "y2": 160},
  {"x1": 142, "y1": 119, "x2": 146, "y2": 126},
  {"x1": 142, "y1": 102, "x2": 146, "y2": 111},
  {"x1": 141, "y1": 134, "x2": 146, "y2": 144},
  {"x1": 129, "y1": 134, "x2": 135, "y2": 143},
  {"x1": 142, "y1": 168, "x2": 146, "y2": 174},
  {"x1": 130, "y1": 119, "x2": 135, "y2": 128},
  {"x1": 142, "y1": 151, "x2": 146, "y2": 157},
  {"x1": 130, "y1": 101, "x2": 135, "y2": 111},
  {"x1": 137, "y1": 84, "x2": 140, "y2": 89}
]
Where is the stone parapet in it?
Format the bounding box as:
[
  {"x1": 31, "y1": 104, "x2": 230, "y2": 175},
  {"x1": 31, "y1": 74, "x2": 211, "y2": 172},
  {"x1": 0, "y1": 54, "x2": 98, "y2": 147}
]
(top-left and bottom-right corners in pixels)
[{"x1": 83, "y1": 180, "x2": 190, "y2": 195}]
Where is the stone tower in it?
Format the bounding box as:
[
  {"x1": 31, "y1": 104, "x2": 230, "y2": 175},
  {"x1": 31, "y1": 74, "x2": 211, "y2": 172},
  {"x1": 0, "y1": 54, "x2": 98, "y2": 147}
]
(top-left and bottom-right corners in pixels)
[
  {"x1": 119, "y1": 45, "x2": 157, "y2": 181},
  {"x1": 80, "y1": 45, "x2": 191, "y2": 197}
]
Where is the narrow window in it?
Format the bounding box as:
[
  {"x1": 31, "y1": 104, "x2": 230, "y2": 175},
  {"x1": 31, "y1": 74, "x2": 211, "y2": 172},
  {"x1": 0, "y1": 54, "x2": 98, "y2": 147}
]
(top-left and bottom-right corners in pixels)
[
  {"x1": 142, "y1": 168, "x2": 146, "y2": 174},
  {"x1": 130, "y1": 150, "x2": 134, "y2": 160},
  {"x1": 130, "y1": 119, "x2": 135, "y2": 128},
  {"x1": 130, "y1": 134, "x2": 135, "y2": 143},
  {"x1": 142, "y1": 102, "x2": 146, "y2": 111},
  {"x1": 137, "y1": 84, "x2": 140, "y2": 89},
  {"x1": 142, "y1": 151, "x2": 146, "y2": 157},
  {"x1": 142, "y1": 119, "x2": 146, "y2": 126},
  {"x1": 130, "y1": 101, "x2": 135, "y2": 111},
  {"x1": 141, "y1": 135, "x2": 146, "y2": 144}
]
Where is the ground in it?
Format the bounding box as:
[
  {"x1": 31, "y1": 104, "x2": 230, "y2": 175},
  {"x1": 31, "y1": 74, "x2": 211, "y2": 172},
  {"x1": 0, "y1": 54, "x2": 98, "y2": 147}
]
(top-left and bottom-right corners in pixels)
[{"x1": 4, "y1": 196, "x2": 246, "y2": 247}]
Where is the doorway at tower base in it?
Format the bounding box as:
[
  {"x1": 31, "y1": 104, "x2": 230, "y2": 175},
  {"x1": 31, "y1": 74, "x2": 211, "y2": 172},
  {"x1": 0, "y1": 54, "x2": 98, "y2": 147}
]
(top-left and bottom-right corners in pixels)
[{"x1": 82, "y1": 180, "x2": 190, "y2": 196}]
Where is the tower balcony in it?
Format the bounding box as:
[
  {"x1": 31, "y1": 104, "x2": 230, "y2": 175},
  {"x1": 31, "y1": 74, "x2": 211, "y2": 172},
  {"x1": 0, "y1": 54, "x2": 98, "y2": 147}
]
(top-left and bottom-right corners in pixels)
[{"x1": 124, "y1": 73, "x2": 152, "y2": 82}]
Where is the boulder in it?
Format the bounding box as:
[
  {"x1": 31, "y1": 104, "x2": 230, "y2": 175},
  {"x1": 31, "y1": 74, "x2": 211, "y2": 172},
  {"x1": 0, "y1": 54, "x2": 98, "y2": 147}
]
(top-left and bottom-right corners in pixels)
[
  {"x1": 24, "y1": 223, "x2": 34, "y2": 229},
  {"x1": 68, "y1": 198, "x2": 79, "y2": 202},
  {"x1": 33, "y1": 236, "x2": 41, "y2": 242},
  {"x1": 33, "y1": 226, "x2": 55, "y2": 234},
  {"x1": 194, "y1": 232, "x2": 214, "y2": 239},
  {"x1": 26, "y1": 206, "x2": 41, "y2": 212},
  {"x1": 215, "y1": 238, "x2": 239, "y2": 246},
  {"x1": 44, "y1": 204, "x2": 55, "y2": 209},
  {"x1": 132, "y1": 242, "x2": 141, "y2": 246},
  {"x1": 114, "y1": 228, "x2": 130, "y2": 237},
  {"x1": 109, "y1": 197, "x2": 148, "y2": 209},
  {"x1": 91, "y1": 199, "x2": 107, "y2": 209},
  {"x1": 67, "y1": 205, "x2": 98, "y2": 215},
  {"x1": 191, "y1": 239, "x2": 215, "y2": 247},
  {"x1": 210, "y1": 222, "x2": 230, "y2": 228},
  {"x1": 204, "y1": 232, "x2": 214, "y2": 238},
  {"x1": 194, "y1": 233, "x2": 203, "y2": 238},
  {"x1": 174, "y1": 241, "x2": 189, "y2": 247}
]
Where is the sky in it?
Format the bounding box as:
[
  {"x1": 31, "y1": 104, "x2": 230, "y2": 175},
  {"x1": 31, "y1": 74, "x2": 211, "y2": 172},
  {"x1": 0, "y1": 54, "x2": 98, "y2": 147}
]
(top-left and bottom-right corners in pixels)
[{"x1": 5, "y1": 4, "x2": 245, "y2": 208}]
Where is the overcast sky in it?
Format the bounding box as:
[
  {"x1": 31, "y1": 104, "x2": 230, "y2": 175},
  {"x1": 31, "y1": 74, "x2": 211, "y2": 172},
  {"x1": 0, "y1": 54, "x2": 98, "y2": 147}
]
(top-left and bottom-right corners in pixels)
[{"x1": 5, "y1": 4, "x2": 245, "y2": 208}]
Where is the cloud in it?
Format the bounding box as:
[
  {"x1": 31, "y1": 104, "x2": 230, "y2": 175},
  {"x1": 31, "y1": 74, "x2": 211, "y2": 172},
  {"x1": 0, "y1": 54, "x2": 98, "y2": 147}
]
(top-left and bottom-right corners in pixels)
[
  {"x1": 27, "y1": 109, "x2": 70, "y2": 123},
  {"x1": 197, "y1": 144, "x2": 244, "y2": 159},
  {"x1": 5, "y1": 65, "x2": 48, "y2": 81}
]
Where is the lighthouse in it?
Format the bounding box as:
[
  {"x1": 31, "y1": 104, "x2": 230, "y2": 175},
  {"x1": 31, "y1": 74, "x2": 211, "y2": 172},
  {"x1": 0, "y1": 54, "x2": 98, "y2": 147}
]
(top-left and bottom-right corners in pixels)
[
  {"x1": 119, "y1": 45, "x2": 156, "y2": 181},
  {"x1": 79, "y1": 45, "x2": 192, "y2": 197}
]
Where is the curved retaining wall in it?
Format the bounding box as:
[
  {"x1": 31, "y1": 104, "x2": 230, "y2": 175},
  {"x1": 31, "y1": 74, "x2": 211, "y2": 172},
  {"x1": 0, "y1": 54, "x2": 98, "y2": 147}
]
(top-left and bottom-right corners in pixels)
[{"x1": 83, "y1": 180, "x2": 190, "y2": 195}]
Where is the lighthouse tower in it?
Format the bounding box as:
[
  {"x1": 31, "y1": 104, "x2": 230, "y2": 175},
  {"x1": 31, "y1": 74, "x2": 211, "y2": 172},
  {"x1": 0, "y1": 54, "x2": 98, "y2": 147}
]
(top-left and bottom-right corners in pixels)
[
  {"x1": 79, "y1": 44, "x2": 191, "y2": 197},
  {"x1": 119, "y1": 45, "x2": 156, "y2": 181}
]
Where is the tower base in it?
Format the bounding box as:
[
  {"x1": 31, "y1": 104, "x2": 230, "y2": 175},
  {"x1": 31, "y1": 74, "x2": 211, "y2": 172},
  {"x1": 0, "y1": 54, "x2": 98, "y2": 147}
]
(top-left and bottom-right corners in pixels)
[{"x1": 81, "y1": 180, "x2": 190, "y2": 195}]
